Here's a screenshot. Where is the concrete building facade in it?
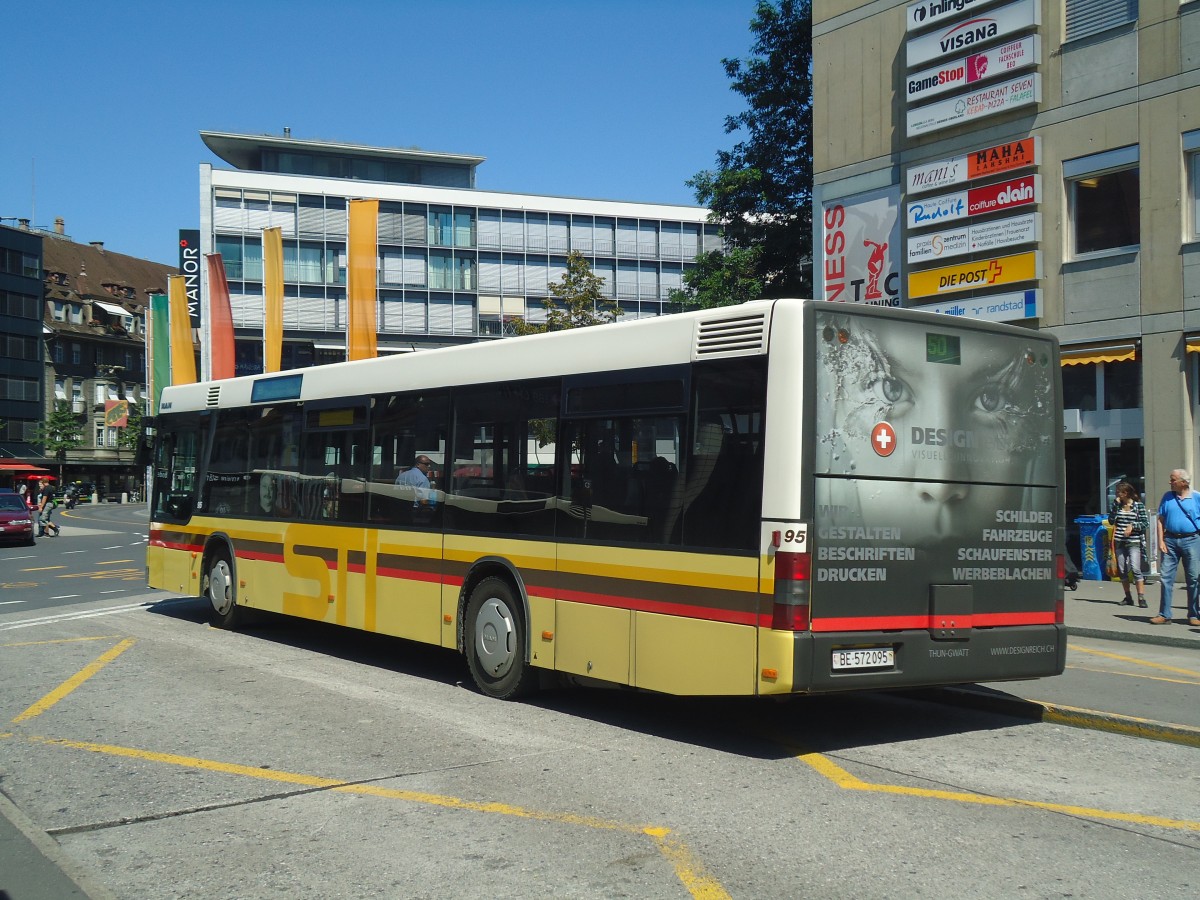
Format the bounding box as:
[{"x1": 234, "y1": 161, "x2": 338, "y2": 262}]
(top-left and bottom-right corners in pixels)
[{"x1": 813, "y1": 0, "x2": 1200, "y2": 548}]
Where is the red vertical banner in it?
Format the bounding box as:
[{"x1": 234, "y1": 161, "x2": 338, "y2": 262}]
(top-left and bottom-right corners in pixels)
[
  {"x1": 206, "y1": 254, "x2": 236, "y2": 380},
  {"x1": 347, "y1": 199, "x2": 379, "y2": 361}
]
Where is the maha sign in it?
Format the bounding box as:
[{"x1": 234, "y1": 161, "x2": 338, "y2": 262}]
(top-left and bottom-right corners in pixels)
[{"x1": 907, "y1": 137, "x2": 1039, "y2": 194}]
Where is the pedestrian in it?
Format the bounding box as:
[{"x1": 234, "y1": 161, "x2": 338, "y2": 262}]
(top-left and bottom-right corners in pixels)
[
  {"x1": 36, "y1": 478, "x2": 60, "y2": 537},
  {"x1": 1108, "y1": 481, "x2": 1148, "y2": 607},
  {"x1": 1153, "y1": 468, "x2": 1200, "y2": 625}
]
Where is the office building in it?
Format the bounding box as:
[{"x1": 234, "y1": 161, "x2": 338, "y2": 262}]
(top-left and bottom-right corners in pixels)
[{"x1": 199, "y1": 131, "x2": 720, "y2": 375}]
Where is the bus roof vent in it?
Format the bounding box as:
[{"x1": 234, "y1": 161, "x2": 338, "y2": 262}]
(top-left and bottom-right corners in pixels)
[
  {"x1": 694, "y1": 311, "x2": 767, "y2": 358},
  {"x1": 206, "y1": 386, "x2": 221, "y2": 408}
]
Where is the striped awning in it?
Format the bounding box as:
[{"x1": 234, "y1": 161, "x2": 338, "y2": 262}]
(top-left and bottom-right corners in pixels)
[
  {"x1": 1186, "y1": 337, "x2": 1200, "y2": 354},
  {"x1": 1060, "y1": 342, "x2": 1138, "y2": 366}
]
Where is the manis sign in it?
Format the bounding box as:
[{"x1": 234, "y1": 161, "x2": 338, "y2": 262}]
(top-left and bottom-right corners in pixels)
[
  {"x1": 908, "y1": 250, "x2": 1040, "y2": 299},
  {"x1": 907, "y1": 137, "x2": 1039, "y2": 194}
]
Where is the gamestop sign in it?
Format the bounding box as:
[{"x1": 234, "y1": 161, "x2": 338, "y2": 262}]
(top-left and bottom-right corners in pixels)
[{"x1": 906, "y1": 35, "x2": 1038, "y2": 104}]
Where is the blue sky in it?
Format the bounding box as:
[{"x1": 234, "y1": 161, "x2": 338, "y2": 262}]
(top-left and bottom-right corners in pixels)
[{"x1": 2, "y1": 1, "x2": 757, "y2": 266}]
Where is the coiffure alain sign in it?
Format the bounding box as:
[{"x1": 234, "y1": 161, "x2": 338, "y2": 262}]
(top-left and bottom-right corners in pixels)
[
  {"x1": 906, "y1": 174, "x2": 1040, "y2": 230},
  {"x1": 907, "y1": 0, "x2": 1039, "y2": 68}
]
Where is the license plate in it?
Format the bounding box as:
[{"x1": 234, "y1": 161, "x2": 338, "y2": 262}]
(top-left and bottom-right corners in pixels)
[{"x1": 832, "y1": 648, "x2": 894, "y2": 670}]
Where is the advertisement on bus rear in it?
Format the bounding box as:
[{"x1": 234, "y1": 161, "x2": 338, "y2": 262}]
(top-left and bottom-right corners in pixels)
[{"x1": 809, "y1": 309, "x2": 1059, "y2": 605}]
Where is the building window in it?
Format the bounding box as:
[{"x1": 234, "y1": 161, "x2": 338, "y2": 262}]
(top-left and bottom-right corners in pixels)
[
  {"x1": 1065, "y1": 0, "x2": 1137, "y2": 43},
  {"x1": 54, "y1": 379, "x2": 66, "y2": 401},
  {"x1": 1103, "y1": 360, "x2": 1140, "y2": 410},
  {"x1": 71, "y1": 343, "x2": 81, "y2": 365},
  {"x1": 1062, "y1": 364, "x2": 1097, "y2": 411},
  {"x1": 1065, "y1": 146, "x2": 1139, "y2": 257},
  {"x1": 1186, "y1": 130, "x2": 1200, "y2": 241}
]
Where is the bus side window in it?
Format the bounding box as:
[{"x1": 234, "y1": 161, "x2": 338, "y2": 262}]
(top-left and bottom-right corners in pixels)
[{"x1": 366, "y1": 391, "x2": 448, "y2": 529}]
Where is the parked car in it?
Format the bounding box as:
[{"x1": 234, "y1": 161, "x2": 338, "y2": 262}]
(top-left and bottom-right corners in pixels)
[{"x1": 0, "y1": 488, "x2": 36, "y2": 545}]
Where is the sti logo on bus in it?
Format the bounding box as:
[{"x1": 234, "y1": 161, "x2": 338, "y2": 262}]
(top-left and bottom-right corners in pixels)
[{"x1": 871, "y1": 422, "x2": 898, "y2": 457}]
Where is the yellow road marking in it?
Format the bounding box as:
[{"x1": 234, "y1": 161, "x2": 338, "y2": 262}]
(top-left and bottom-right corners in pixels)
[
  {"x1": 24, "y1": 734, "x2": 727, "y2": 899},
  {"x1": 96, "y1": 560, "x2": 134, "y2": 566},
  {"x1": 22, "y1": 566, "x2": 65, "y2": 572},
  {"x1": 1066, "y1": 663, "x2": 1200, "y2": 686},
  {"x1": 791, "y1": 750, "x2": 1200, "y2": 832},
  {"x1": 9, "y1": 639, "x2": 136, "y2": 724},
  {"x1": 1, "y1": 582, "x2": 39, "y2": 589},
  {"x1": 2, "y1": 636, "x2": 121, "y2": 648},
  {"x1": 1068, "y1": 644, "x2": 1200, "y2": 679},
  {"x1": 56, "y1": 568, "x2": 143, "y2": 581}
]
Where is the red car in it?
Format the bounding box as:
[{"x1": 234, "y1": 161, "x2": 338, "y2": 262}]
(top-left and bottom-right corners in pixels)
[{"x1": 0, "y1": 490, "x2": 36, "y2": 545}]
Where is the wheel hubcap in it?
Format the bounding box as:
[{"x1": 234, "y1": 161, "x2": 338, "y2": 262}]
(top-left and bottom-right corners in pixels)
[
  {"x1": 474, "y1": 596, "x2": 515, "y2": 678},
  {"x1": 209, "y1": 560, "x2": 233, "y2": 615}
]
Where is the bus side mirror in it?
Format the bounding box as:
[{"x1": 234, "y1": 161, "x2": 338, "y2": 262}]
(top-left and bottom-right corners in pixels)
[{"x1": 164, "y1": 495, "x2": 192, "y2": 519}]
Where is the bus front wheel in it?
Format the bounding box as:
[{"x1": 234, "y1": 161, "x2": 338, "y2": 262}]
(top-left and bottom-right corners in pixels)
[
  {"x1": 465, "y1": 577, "x2": 536, "y2": 700},
  {"x1": 204, "y1": 552, "x2": 241, "y2": 629}
]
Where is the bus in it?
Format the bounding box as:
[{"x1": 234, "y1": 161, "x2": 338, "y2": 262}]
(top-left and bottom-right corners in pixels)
[{"x1": 147, "y1": 298, "x2": 1066, "y2": 699}]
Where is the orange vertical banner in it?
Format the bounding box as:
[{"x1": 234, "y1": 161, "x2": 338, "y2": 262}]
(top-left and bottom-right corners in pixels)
[
  {"x1": 262, "y1": 225, "x2": 284, "y2": 373},
  {"x1": 167, "y1": 275, "x2": 197, "y2": 385},
  {"x1": 347, "y1": 199, "x2": 379, "y2": 361},
  {"x1": 206, "y1": 254, "x2": 236, "y2": 380}
]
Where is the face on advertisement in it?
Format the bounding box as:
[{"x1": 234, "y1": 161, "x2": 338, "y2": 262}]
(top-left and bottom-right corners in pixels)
[{"x1": 815, "y1": 314, "x2": 1055, "y2": 539}]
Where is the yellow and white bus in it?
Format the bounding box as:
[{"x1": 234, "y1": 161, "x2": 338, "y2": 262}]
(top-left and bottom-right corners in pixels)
[{"x1": 148, "y1": 298, "x2": 1066, "y2": 699}]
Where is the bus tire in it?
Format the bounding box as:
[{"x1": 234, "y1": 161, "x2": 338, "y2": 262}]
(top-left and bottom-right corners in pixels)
[
  {"x1": 203, "y1": 551, "x2": 241, "y2": 629},
  {"x1": 465, "y1": 576, "x2": 537, "y2": 700}
]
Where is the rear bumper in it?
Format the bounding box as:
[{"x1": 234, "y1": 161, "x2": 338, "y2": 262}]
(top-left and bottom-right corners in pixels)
[{"x1": 790, "y1": 624, "x2": 1066, "y2": 693}]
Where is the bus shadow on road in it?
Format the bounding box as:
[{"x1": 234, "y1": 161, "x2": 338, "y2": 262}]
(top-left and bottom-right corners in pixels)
[{"x1": 145, "y1": 598, "x2": 1039, "y2": 759}]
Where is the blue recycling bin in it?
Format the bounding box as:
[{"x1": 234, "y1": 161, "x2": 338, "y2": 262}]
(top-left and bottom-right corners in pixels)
[{"x1": 1074, "y1": 514, "x2": 1109, "y2": 581}]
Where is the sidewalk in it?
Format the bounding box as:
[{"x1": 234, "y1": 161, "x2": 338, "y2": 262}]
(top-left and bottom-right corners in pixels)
[{"x1": 1065, "y1": 573, "x2": 1200, "y2": 649}]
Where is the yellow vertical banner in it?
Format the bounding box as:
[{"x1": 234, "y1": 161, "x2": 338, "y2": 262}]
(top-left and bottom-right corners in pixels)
[
  {"x1": 347, "y1": 199, "x2": 379, "y2": 361},
  {"x1": 167, "y1": 275, "x2": 197, "y2": 385},
  {"x1": 263, "y1": 225, "x2": 284, "y2": 373}
]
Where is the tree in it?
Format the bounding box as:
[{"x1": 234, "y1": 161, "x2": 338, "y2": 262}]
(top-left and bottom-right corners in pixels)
[
  {"x1": 684, "y1": 0, "x2": 813, "y2": 307},
  {"x1": 36, "y1": 400, "x2": 85, "y2": 482},
  {"x1": 513, "y1": 251, "x2": 622, "y2": 334},
  {"x1": 667, "y1": 246, "x2": 765, "y2": 312}
]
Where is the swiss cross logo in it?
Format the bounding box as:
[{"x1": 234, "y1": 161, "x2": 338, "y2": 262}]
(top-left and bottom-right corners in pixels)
[{"x1": 871, "y1": 422, "x2": 897, "y2": 457}]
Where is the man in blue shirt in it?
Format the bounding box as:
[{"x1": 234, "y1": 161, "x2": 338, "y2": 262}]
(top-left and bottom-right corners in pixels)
[{"x1": 1154, "y1": 468, "x2": 1200, "y2": 625}]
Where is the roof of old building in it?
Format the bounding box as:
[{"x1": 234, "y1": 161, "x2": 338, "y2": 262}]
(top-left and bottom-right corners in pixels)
[{"x1": 40, "y1": 236, "x2": 175, "y2": 314}]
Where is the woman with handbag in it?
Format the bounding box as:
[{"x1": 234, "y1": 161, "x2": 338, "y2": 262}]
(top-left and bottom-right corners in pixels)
[{"x1": 1107, "y1": 481, "x2": 1148, "y2": 607}]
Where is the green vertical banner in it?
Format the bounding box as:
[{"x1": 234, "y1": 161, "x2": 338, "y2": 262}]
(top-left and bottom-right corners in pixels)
[{"x1": 150, "y1": 292, "x2": 171, "y2": 415}]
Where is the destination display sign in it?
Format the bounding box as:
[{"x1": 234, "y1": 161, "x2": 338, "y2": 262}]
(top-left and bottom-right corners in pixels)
[
  {"x1": 907, "y1": 212, "x2": 1039, "y2": 264},
  {"x1": 907, "y1": 0, "x2": 1040, "y2": 68},
  {"x1": 908, "y1": 250, "x2": 1040, "y2": 299},
  {"x1": 908, "y1": 73, "x2": 1041, "y2": 137},
  {"x1": 906, "y1": 35, "x2": 1038, "y2": 104}
]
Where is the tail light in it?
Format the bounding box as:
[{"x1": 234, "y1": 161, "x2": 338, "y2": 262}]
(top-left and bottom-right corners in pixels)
[
  {"x1": 771, "y1": 549, "x2": 811, "y2": 631},
  {"x1": 1054, "y1": 554, "x2": 1066, "y2": 624}
]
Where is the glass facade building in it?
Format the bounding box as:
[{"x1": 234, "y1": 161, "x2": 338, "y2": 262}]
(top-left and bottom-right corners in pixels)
[{"x1": 199, "y1": 132, "x2": 719, "y2": 375}]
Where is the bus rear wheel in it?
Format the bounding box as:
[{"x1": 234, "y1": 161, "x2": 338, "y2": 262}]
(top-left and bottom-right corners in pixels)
[
  {"x1": 204, "y1": 551, "x2": 241, "y2": 629},
  {"x1": 465, "y1": 577, "x2": 537, "y2": 700}
]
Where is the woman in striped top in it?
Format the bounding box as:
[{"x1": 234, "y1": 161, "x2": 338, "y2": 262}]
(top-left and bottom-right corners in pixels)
[{"x1": 1107, "y1": 481, "x2": 1149, "y2": 607}]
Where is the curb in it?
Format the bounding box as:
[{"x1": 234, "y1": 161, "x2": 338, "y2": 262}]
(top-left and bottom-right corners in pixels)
[
  {"x1": 0, "y1": 788, "x2": 117, "y2": 900},
  {"x1": 912, "y1": 686, "x2": 1200, "y2": 748},
  {"x1": 1065, "y1": 624, "x2": 1200, "y2": 651}
]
